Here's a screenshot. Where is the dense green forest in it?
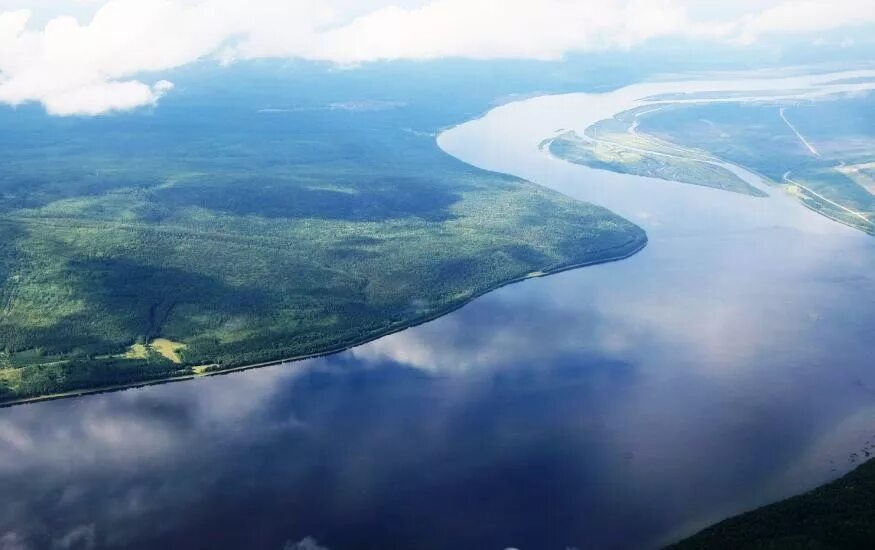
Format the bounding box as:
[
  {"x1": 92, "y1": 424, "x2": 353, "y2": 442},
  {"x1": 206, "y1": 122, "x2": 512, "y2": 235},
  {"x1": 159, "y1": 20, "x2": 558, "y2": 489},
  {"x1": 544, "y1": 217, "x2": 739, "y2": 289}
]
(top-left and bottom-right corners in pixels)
[
  {"x1": 0, "y1": 61, "x2": 646, "y2": 403},
  {"x1": 671, "y1": 459, "x2": 875, "y2": 548}
]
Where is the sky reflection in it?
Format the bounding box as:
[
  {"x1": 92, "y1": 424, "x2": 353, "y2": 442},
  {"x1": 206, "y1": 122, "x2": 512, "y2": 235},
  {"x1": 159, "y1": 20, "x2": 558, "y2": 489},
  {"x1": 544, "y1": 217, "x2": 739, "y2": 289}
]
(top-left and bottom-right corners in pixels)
[
  {"x1": 2, "y1": 228, "x2": 872, "y2": 549},
  {"x1": 3, "y1": 71, "x2": 875, "y2": 549}
]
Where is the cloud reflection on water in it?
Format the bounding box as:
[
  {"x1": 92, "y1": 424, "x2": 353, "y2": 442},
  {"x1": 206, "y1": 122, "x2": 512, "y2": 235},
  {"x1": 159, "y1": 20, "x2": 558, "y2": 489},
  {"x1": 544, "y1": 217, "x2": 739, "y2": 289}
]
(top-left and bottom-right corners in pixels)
[
  {"x1": 3, "y1": 71, "x2": 875, "y2": 549},
  {"x1": 3, "y1": 227, "x2": 872, "y2": 548}
]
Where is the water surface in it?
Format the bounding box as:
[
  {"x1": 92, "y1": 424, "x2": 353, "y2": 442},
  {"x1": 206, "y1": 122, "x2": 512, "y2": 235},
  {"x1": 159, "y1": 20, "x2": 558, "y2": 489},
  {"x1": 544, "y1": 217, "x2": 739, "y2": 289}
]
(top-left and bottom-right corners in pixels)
[{"x1": 2, "y1": 70, "x2": 875, "y2": 550}]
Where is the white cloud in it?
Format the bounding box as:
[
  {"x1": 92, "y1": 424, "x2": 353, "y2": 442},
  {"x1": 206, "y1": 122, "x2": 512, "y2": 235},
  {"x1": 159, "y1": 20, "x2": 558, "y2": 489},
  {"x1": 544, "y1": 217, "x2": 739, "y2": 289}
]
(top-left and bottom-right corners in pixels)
[
  {"x1": 39, "y1": 79, "x2": 172, "y2": 116},
  {"x1": 283, "y1": 537, "x2": 331, "y2": 550},
  {"x1": 0, "y1": 0, "x2": 231, "y2": 114},
  {"x1": 0, "y1": 0, "x2": 873, "y2": 115},
  {"x1": 293, "y1": 0, "x2": 692, "y2": 63},
  {"x1": 0, "y1": 531, "x2": 29, "y2": 550},
  {"x1": 736, "y1": 0, "x2": 875, "y2": 45}
]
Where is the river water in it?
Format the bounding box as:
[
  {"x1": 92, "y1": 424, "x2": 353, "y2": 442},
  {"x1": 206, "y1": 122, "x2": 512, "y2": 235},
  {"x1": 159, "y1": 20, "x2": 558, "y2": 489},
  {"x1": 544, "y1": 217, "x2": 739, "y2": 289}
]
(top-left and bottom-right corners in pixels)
[{"x1": 2, "y1": 70, "x2": 875, "y2": 550}]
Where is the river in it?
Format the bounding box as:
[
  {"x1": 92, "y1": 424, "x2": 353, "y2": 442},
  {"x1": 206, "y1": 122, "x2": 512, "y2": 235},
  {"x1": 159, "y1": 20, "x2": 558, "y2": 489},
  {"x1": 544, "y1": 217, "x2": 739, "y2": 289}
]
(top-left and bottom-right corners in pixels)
[{"x1": 2, "y1": 69, "x2": 875, "y2": 550}]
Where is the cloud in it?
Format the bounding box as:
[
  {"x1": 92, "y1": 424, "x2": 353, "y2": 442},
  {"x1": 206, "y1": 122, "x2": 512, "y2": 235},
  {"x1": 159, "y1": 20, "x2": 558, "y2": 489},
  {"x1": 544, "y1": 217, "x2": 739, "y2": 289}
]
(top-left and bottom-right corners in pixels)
[
  {"x1": 52, "y1": 525, "x2": 96, "y2": 550},
  {"x1": 735, "y1": 0, "x2": 875, "y2": 44},
  {"x1": 283, "y1": 537, "x2": 330, "y2": 550},
  {"x1": 37, "y1": 79, "x2": 173, "y2": 116},
  {"x1": 293, "y1": 0, "x2": 694, "y2": 63},
  {"x1": 0, "y1": 0, "x2": 873, "y2": 115},
  {"x1": 0, "y1": 531, "x2": 29, "y2": 550},
  {"x1": 0, "y1": 1, "x2": 224, "y2": 114}
]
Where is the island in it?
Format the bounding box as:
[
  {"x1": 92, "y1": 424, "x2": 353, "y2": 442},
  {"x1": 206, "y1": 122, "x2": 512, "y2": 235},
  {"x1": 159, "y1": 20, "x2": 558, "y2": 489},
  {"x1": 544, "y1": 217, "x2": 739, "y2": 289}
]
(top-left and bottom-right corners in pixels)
[
  {"x1": 547, "y1": 93, "x2": 875, "y2": 236},
  {"x1": 547, "y1": 107, "x2": 767, "y2": 197}
]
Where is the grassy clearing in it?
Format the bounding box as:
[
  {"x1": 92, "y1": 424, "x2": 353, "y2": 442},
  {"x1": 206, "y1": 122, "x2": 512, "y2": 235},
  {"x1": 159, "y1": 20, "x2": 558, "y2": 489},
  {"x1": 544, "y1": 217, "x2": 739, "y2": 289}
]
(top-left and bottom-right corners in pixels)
[
  {"x1": 0, "y1": 367, "x2": 19, "y2": 402},
  {"x1": 123, "y1": 339, "x2": 186, "y2": 363},
  {"x1": 150, "y1": 339, "x2": 186, "y2": 364},
  {"x1": 125, "y1": 343, "x2": 150, "y2": 360}
]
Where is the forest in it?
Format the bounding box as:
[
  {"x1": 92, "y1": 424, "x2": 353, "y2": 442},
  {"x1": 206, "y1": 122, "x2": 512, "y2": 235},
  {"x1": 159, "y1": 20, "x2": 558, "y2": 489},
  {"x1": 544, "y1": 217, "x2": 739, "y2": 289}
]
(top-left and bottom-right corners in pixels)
[
  {"x1": 0, "y1": 61, "x2": 646, "y2": 403},
  {"x1": 672, "y1": 459, "x2": 875, "y2": 548}
]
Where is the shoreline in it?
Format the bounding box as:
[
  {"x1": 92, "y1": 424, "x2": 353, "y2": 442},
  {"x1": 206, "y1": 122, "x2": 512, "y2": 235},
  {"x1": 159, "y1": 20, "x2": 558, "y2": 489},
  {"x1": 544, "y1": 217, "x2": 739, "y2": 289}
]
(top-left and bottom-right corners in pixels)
[
  {"x1": 0, "y1": 236, "x2": 647, "y2": 409},
  {"x1": 16, "y1": 69, "x2": 866, "y2": 410}
]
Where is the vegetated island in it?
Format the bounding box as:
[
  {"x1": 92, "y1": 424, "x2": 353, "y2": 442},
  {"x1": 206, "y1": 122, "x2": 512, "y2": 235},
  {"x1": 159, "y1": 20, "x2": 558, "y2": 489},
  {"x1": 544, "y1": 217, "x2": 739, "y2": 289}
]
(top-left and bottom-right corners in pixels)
[
  {"x1": 546, "y1": 107, "x2": 767, "y2": 197},
  {"x1": 637, "y1": 97, "x2": 875, "y2": 236},
  {"x1": 0, "y1": 92, "x2": 646, "y2": 406},
  {"x1": 670, "y1": 458, "x2": 875, "y2": 549},
  {"x1": 549, "y1": 94, "x2": 875, "y2": 236}
]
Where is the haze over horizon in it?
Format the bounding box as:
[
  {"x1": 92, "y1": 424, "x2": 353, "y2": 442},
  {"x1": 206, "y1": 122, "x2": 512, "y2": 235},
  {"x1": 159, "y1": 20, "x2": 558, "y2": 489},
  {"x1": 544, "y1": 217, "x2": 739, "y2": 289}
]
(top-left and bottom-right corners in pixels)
[{"x1": 1, "y1": 0, "x2": 874, "y2": 115}]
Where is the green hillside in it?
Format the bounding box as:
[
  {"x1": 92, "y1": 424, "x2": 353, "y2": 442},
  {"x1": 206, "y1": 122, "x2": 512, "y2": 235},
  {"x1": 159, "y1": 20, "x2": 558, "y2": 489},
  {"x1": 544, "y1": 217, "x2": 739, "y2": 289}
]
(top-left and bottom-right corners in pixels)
[
  {"x1": 671, "y1": 459, "x2": 875, "y2": 549},
  {"x1": 0, "y1": 63, "x2": 646, "y2": 404}
]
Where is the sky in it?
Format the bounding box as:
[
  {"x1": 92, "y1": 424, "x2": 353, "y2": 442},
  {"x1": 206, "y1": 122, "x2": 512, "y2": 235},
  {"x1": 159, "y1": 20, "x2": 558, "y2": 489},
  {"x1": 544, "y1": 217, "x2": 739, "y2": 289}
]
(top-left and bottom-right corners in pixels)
[{"x1": 0, "y1": 0, "x2": 873, "y2": 115}]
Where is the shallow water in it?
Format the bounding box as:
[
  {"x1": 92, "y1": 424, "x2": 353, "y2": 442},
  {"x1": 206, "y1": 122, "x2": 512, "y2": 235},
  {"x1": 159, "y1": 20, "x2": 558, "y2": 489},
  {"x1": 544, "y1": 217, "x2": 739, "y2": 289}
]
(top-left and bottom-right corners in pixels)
[{"x1": 2, "y1": 70, "x2": 875, "y2": 550}]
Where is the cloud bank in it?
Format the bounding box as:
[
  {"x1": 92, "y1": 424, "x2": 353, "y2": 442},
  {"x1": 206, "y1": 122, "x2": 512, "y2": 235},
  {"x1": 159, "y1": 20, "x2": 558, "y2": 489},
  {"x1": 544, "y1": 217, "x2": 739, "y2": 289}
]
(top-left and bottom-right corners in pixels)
[{"x1": 0, "y1": 0, "x2": 873, "y2": 115}]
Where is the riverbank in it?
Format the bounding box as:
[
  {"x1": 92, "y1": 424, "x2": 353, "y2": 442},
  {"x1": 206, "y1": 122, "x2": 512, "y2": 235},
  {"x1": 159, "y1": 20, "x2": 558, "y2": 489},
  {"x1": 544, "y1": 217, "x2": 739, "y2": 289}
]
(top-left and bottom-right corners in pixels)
[
  {"x1": 670, "y1": 458, "x2": 875, "y2": 548},
  {"x1": 0, "y1": 235, "x2": 646, "y2": 408}
]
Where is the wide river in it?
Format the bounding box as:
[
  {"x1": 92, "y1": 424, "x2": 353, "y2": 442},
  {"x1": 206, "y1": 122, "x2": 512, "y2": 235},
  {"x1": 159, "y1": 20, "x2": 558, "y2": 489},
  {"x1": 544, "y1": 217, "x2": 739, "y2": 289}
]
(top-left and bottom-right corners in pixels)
[{"x1": 2, "y1": 70, "x2": 875, "y2": 550}]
